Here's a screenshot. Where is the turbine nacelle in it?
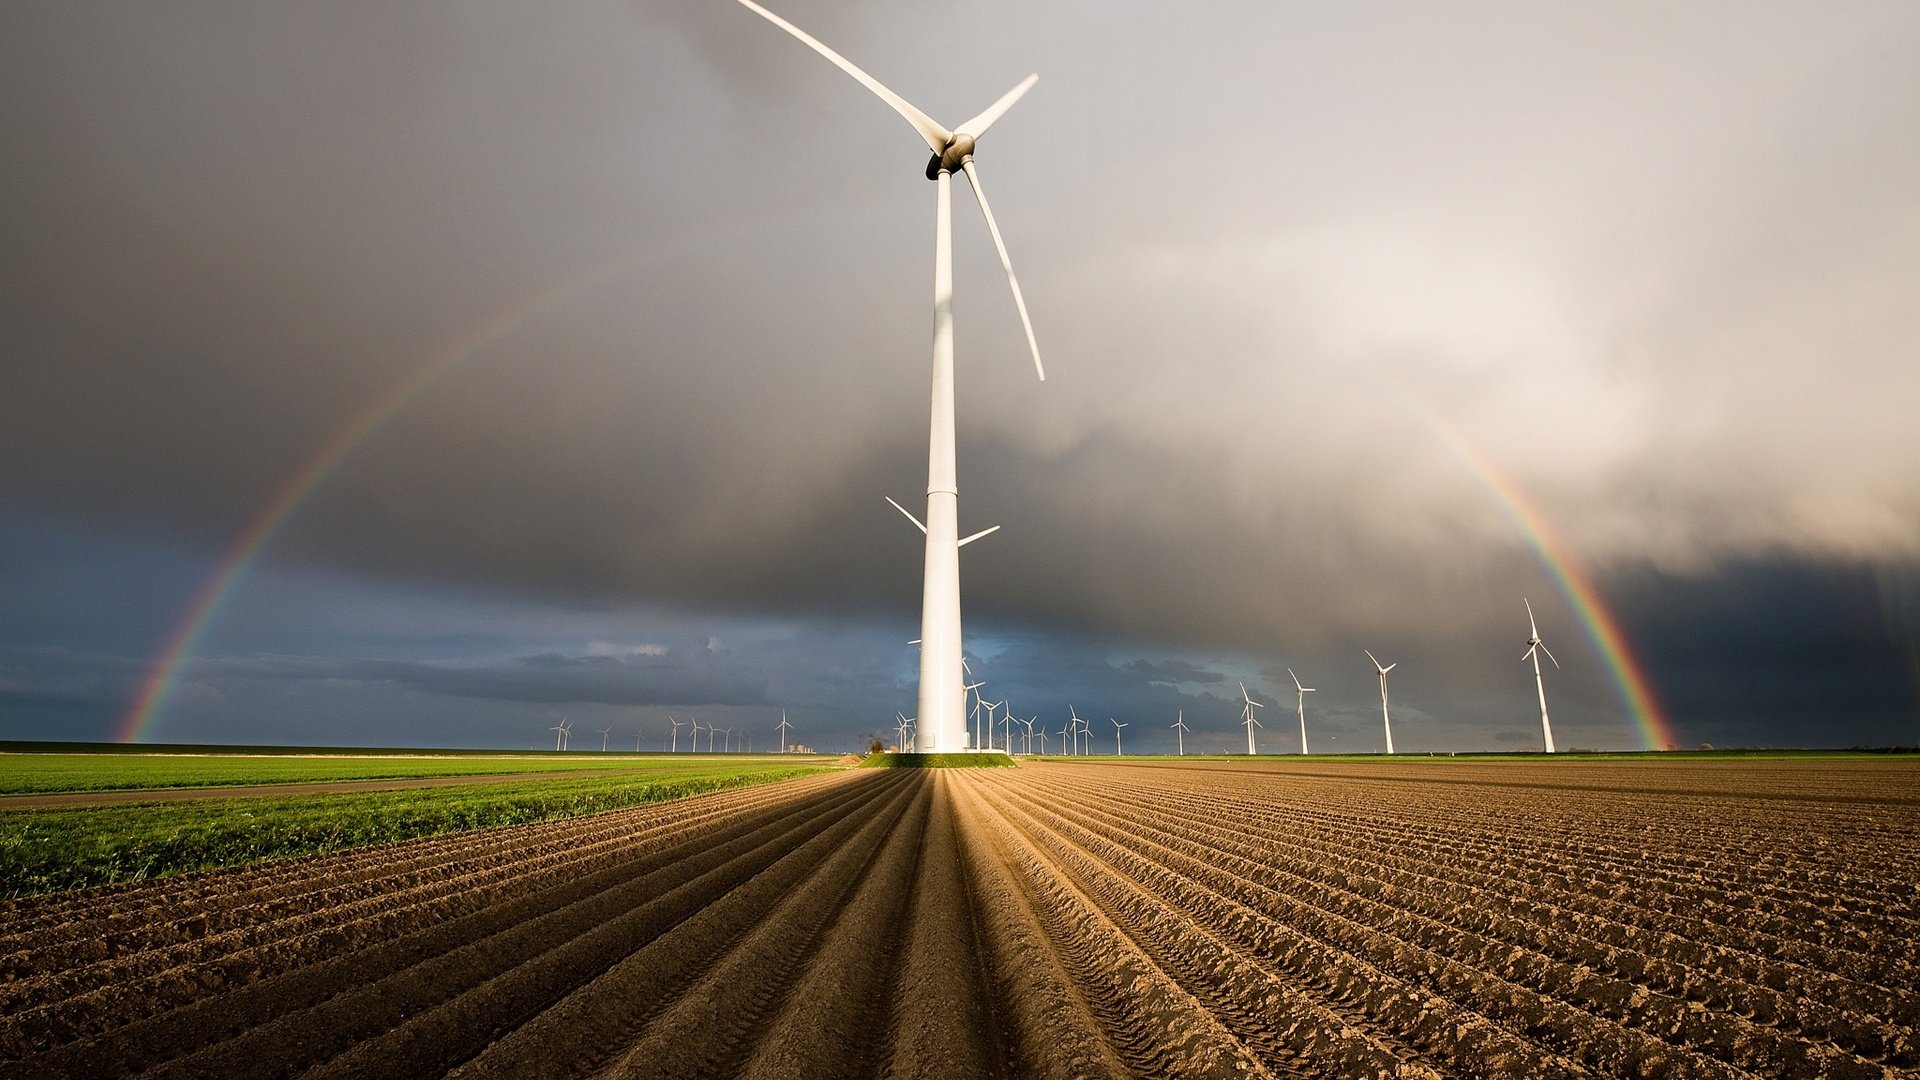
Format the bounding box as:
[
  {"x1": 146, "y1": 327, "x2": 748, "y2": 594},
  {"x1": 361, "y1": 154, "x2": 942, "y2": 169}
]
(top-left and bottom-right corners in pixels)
[{"x1": 926, "y1": 134, "x2": 978, "y2": 180}]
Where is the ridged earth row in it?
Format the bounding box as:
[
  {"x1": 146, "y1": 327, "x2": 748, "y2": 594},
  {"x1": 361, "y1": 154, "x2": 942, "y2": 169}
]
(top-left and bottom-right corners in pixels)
[{"x1": 2, "y1": 757, "x2": 1913, "y2": 1077}]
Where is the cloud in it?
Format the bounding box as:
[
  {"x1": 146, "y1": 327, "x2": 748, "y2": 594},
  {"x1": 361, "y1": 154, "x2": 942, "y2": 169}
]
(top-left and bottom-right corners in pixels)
[{"x1": 1, "y1": 4, "x2": 1917, "y2": 749}]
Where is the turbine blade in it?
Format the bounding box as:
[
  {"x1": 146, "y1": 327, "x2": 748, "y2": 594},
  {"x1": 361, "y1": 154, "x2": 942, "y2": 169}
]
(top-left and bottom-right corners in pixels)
[
  {"x1": 884, "y1": 495, "x2": 927, "y2": 532},
  {"x1": 960, "y1": 160, "x2": 1045, "y2": 382},
  {"x1": 1540, "y1": 642, "x2": 1561, "y2": 668},
  {"x1": 1383, "y1": 663, "x2": 1397, "y2": 673},
  {"x1": 955, "y1": 73, "x2": 1037, "y2": 138},
  {"x1": 1525, "y1": 596, "x2": 1539, "y2": 637},
  {"x1": 957, "y1": 523, "x2": 1002, "y2": 547},
  {"x1": 735, "y1": 0, "x2": 951, "y2": 153},
  {"x1": 1287, "y1": 667, "x2": 1302, "y2": 690},
  {"x1": 1365, "y1": 649, "x2": 1382, "y2": 670},
  {"x1": 1523, "y1": 643, "x2": 1537, "y2": 662}
]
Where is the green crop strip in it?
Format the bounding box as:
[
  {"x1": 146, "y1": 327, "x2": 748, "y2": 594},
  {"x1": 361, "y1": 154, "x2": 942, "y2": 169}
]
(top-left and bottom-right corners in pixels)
[
  {"x1": 0, "y1": 763, "x2": 830, "y2": 899},
  {"x1": 0, "y1": 752, "x2": 814, "y2": 795}
]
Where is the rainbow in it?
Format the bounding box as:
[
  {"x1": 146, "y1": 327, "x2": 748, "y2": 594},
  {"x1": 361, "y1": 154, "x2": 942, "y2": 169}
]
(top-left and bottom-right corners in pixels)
[
  {"x1": 116, "y1": 255, "x2": 648, "y2": 743},
  {"x1": 1376, "y1": 374, "x2": 1676, "y2": 750}
]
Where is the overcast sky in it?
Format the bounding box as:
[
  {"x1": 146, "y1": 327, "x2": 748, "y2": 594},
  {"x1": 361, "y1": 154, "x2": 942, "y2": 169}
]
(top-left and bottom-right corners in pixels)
[{"x1": 3, "y1": 1, "x2": 1916, "y2": 753}]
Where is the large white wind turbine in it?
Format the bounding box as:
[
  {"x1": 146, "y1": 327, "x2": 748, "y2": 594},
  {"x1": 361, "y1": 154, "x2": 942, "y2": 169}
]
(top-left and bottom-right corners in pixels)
[
  {"x1": 668, "y1": 715, "x2": 687, "y2": 753},
  {"x1": 777, "y1": 709, "x2": 793, "y2": 754},
  {"x1": 1239, "y1": 682, "x2": 1264, "y2": 755},
  {"x1": 1171, "y1": 710, "x2": 1189, "y2": 756},
  {"x1": 1366, "y1": 650, "x2": 1398, "y2": 754},
  {"x1": 1287, "y1": 668, "x2": 1317, "y2": 755},
  {"x1": 1110, "y1": 717, "x2": 1127, "y2": 756},
  {"x1": 1523, "y1": 598, "x2": 1561, "y2": 753},
  {"x1": 740, "y1": 0, "x2": 1046, "y2": 755}
]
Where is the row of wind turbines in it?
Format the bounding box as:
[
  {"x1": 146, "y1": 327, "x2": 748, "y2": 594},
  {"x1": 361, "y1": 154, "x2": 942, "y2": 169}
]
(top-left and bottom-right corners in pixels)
[
  {"x1": 546, "y1": 710, "x2": 804, "y2": 754},
  {"x1": 931, "y1": 598, "x2": 1564, "y2": 757}
]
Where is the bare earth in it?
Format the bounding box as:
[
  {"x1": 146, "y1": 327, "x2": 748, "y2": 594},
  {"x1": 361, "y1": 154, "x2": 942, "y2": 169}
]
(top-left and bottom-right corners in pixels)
[{"x1": 2, "y1": 758, "x2": 1916, "y2": 1078}]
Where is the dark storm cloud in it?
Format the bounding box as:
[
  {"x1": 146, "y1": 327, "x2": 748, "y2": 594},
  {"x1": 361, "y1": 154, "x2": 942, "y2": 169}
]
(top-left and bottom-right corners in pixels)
[
  {"x1": 3, "y1": 3, "x2": 1918, "y2": 748},
  {"x1": 1124, "y1": 659, "x2": 1227, "y2": 686},
  {"x1": 196, "y1": 642, "x2": 770, "y2": 710}
]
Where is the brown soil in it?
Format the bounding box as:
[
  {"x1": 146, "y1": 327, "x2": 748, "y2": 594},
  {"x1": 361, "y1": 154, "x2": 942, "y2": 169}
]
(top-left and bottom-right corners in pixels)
[{"x1": 2, "y1": 759, "x2": 1914, "y2": 1078}]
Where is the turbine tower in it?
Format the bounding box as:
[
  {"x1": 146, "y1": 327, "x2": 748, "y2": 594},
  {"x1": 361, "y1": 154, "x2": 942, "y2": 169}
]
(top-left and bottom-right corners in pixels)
[
  {"x1": 599, "y1": 726, "x2": 612, "y2": 753},
  {"x1": 777, "y1": 709, "x2": 793, "y2": 754},
  {"x1": 1366, "y1": 650, "x2": 1398, "y2": 754},
  {"x1": 1523, "y1": 598, "x2": 1561, "y2": 753},
  {"x1": 689, "y1": 718, "x2": 704, "y2": 753},
  {"x1": 1238, "y1": 683, "x2": 1264, "y2": 755},
  {"x1": 1110, "y1": 717, "x2": 1127, "y2": 756},
  {"x1": 1287, "y1": 668, "x2": 1317, "y2": 755},
  {"x1": 740, "y1": 0, "x2": 1046, "y2": 754},
  {"x1": 1171, "y1": 710, "x2": 1189, "y2": 756}
]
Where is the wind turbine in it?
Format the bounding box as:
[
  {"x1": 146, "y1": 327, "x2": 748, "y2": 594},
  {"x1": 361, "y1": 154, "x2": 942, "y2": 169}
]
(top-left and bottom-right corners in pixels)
[
  {"x1": 740, "y1": 0, "x2": 1047, "y2": 755},
  {"x1": 1111, "y1": 717, "x2": 1127, "y2": 756},
  {"x1": 1523, "y1": 598, "x2": 1561, "y2": 753},
  {"x1": 599, "y1": 726, "x2": 612, "y2": 753},
  {"x1": 669, "y1": 715, "x2": 687, "y2": 753},
  {"x1": 1036, "y1": 726, "x2": 1048, "y2": 755},
  {"x1": 1056, "y1": 722, "x2": 1069, "y2": 756},
  {"x1": 964, "y1": 680, "x2": 986, "y2": 750},
  {"x1": 1287, "y1": 668, "x2": 1317, "y2": 755},
  {"x1": 983, "y1": 699, "x2": 1002, "y2": 752},
  {"x1": 1366, "y1": 650, "x2": 1398, "y2": 754},
  {"x1": 1239, "y1": 683, "x2": 1264, "y2": 755},
  {"x1": 549, "y1": 719, "x2": 568, "y2": 752},
  {"x1": 777, "y1": 709, "x2": 793, "y2": 754},
  {"x1": 1171, "y1": 710, "x2": 1189, "y2": 756}
]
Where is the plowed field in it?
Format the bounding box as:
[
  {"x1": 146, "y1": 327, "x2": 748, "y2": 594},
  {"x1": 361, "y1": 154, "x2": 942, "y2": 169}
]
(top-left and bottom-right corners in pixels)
[{"x1": 4, "y1": 758, "x2": 1915, "y2": 1078}]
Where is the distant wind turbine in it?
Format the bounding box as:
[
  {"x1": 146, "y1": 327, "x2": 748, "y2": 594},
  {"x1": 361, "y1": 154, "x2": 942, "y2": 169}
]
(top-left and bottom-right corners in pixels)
[
  {"x1": 740, "y1": 0, "x2": 1047, "y2": 753},
  {"x1": 1111, "y1": 717, "x2": 1127, "y2": 756},
  {"x1": 777, "y1": 709, "x2": 793, "y2": 754},
  {"x1": 1287, "y1": 668, "x2": 1317, "y2": 755},
  {"x1": 1366, "y1": 650, "x2": 1398, "y2": 754},
  {"x1": 689, "y1": 718, "x2": 704, "y2": 753},
  {"x1": 1239, "y1": 683, "x2": 1264, "y2": 755},
  {"x1": 1016, "y1": 715, "x2": 1035, "y2": 754},
  {"x1": 668, "y1": 715, "x2": 687, "y2": 753},
  {"x1": 549, "y1": 719, "x2": 568, "y2": 753},
  {"x1": 1523, "y1": 598, "x2": 1561, "y2": 753},
  {"x1": 1171, "y1": 710, "x2": 1189, "y2": 756},
  {"x1": 599, "y1": 726, "x2": 612, "y2": 753}
]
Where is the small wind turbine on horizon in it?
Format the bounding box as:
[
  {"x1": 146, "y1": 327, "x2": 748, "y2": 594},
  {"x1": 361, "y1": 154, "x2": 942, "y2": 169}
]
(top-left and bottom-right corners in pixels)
[
  {"x1": 1171, "y1": 710, "x2": 1189, "y2": 756},
  {"x1": 1111, "y1": 717, "x2": 1127, "y2": 756},
  {"x1": 739, "y1": 0, "x2": 1048, "y2": 754},
  {"x1": 777, "y1": 709, "x2": 793, "y2": 754},
  {"x1": 598, "y1": 726, "x2": 612, "y2": 753},
  {"x1": 1523, "y1": 598, "x2": 1561, "y2": 753},
  {"x1": 669, "y1": 715, "x2": 687, "y2": 753},
  {"x1": 1366, "y1": 650, "x2": 1398, "y2": 754},
  {"x1": 1239, "y1": 682, "x2": 1264, "y2": 755},
  {"x1": 689, "y1": 718, "x2": 704, "y2": 753},
  {"x1": 1016, "y1": 715, "x2": 1035, "y2": 754},
  {"x1": 1288, "y1": 668, "x2": 1317, "y2": 755},
  {"x1": 549, "y1": 718, "x2": 570, "y2": 753}
]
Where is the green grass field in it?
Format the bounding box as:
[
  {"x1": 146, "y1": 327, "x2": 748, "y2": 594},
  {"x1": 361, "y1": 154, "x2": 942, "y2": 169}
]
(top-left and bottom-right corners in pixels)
[
  {"x1": 0, "y1": 760, "x2": 832, "y2": 898},
  {"x1": 0, "y1": 750, "x2": 814, "y2": 795}
]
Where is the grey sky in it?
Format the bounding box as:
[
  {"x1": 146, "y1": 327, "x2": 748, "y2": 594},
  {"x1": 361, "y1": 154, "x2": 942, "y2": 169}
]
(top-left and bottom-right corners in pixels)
[{"x1": 2, "y1": 2, "x2": 1916, "y2": 750}]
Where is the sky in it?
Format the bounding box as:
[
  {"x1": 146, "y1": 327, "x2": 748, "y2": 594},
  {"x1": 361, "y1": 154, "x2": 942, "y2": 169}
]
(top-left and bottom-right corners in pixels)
[{"x1": 3, "y1": 1, "x2": 1917, "y2": 754}]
